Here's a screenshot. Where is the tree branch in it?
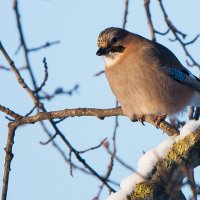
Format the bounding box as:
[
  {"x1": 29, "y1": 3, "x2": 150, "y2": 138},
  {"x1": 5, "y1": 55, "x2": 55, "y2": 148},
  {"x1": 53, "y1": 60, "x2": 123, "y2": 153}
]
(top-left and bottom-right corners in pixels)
[
  {"x1": 0, "y1": 104, "x2": 179, "y2": 137},
  {"x1": 144, "y1": 0, "x2": 156, "y2": 41},
  {"x1": 1, "y1": 125, "x2": 16, "y2": 200},
  {"x1": 127, "y1": 128, "x2": 200, "y2": 200}
]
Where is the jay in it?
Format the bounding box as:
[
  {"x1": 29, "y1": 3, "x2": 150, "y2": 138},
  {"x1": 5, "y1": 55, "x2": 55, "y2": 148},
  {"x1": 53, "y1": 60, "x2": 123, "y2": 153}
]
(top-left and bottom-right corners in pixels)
[{"x1": 96, "y1": 27, "x2": 200, "y2": 121}]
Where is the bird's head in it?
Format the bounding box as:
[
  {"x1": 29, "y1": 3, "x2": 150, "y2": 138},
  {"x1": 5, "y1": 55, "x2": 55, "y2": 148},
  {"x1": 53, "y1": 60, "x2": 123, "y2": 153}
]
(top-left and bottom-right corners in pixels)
[{"x1": 96, "y1": 27, "x2": 128, "y2": 66}]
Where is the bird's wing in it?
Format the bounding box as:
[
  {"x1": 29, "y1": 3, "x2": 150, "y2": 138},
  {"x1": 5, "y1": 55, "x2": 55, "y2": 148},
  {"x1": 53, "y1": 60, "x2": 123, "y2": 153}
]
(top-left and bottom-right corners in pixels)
[{"x1": 160, "y1": 66, "x2": 200, "y2": 91}]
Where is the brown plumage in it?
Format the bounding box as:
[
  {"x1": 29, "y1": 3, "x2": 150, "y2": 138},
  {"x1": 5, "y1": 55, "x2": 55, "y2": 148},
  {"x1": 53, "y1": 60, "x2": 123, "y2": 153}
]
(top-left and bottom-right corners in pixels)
[{"x1": 96, "y1": 27, "x2": 200, "y2": 119}]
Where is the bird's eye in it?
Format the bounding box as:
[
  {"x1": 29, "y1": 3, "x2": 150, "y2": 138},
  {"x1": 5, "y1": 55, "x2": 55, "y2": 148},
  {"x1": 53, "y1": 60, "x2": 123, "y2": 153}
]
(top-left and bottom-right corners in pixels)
[{"x1": 111, "y1": 37, "x2": 118, "y2": 43}]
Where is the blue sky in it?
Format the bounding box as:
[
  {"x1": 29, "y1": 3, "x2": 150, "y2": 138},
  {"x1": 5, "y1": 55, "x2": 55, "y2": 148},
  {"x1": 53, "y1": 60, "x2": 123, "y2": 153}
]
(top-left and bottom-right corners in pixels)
[{"x1": 0, "y1": 1, "x2": 200, "y2": 200}]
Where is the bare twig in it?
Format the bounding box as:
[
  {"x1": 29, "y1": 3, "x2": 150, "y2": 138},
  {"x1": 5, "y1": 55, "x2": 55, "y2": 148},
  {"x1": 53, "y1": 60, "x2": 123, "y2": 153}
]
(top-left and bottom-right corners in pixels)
[
  {"x1": 104, "y1": 143, "x2": 135, "y2": 172},
  {"x1": 94, "y1": 70, "x2": 105, "y2": 76},
  {"x1": 54, "y1": 117, "x2": 68, "y2": 124},
  {"x1": 5, "y1": 116, "x2": 15, "y2": 122},
  {"x1": 122, "y1": 0, "x2": 129, "y2": 29},
  {"x1": 14, "y1": 43, "x2": 22, "y2": 55},
  {"x1": 0, "y1": 104, "x2": 21, "y2": 119},
  {"x1": 154, "y1": 29, "x2": 170, "y2": 35},
  {"x1": 93, "y1": 184, "x2": 104, "y2": 200},
  {"x1": 184, "y1": 34, "x2": 200, "y2": 46},
  {"x1": 157, "y1": 0, "x2": 200, "y2": 124},
  {"x1": 25, "y1": 105, "x2": 37, "y2": 117},
  {"x1": 144, "y1": 0, "x2": 156, "y2": 41},
  {"x1": 28, "y1": 40, "x2": 60, "y2": 52},
  {"x1": 0, "y1": 65, "x2": 27, "y2": 72},
  {"x1": 39, "y1": 84, "x2": 79, "y2": 100},
  {"x1": 0, "y1": 66, "x2": 10, "y2": 71},
  {"x1": 13, "y1": 0, "x2": 38, "y2": 90},
  {"x1": 0, "y1": 41, "x2": 39, "y2": 106},
  {"x1": 79, "y1": 138, "x2": 107, "y2": 154},
  {"x1": 33, "y1": 57, "x2": 48, "y2": 94},
  {"x1": 102, "y1": 101, "x2": 119, "y2": 197},
  {"x1": 158, "y1": 0, "x2": 200, "y2": 68},
  {"x1": 40, "y1": 133, "x2": 58, "y2": 145},
  {"x1": 69, "y1": 150, "x2": 73, "y2": 176}
]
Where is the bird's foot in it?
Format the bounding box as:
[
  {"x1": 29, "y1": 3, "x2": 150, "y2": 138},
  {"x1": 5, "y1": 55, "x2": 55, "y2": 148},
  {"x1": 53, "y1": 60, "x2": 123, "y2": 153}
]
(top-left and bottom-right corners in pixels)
[
  {"x1": 153, "y1": 114, "x2": 166, "y2": 126},
  {"x1": 138, "y1": 115, "x2": 145, "y2": 126}
]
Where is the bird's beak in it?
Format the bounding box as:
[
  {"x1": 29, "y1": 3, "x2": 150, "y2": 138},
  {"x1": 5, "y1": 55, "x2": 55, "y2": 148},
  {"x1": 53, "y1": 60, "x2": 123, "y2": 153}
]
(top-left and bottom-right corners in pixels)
[
  {"x1": 96, "y1": 47, "x2": 108, "y2": 56},
  {"x1": 96, "y1": 46, "x2": 125, "y2": 56}
]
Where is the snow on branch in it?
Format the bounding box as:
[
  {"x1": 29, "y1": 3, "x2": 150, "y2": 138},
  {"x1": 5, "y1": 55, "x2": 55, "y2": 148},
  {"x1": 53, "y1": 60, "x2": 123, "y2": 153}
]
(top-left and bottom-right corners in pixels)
[{"x1": 107, "y1": 120, "x2": 200, "y2": 200}]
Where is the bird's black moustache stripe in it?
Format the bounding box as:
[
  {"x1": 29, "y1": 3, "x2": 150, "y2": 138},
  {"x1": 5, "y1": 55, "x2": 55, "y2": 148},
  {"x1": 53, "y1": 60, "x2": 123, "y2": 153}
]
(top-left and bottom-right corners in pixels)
[
  {"x1": 110, "y1": 45, "x2": 125, "y2": 53},
  {"x1": 96, "y1": 45, "x2": 125, "y2": 56}
]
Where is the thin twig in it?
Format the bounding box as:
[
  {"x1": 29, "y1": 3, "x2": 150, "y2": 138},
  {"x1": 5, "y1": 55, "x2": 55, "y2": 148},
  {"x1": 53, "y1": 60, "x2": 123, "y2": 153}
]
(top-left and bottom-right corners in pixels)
[
  {"x1": 14, "y1": 43, "x2": 22, "y2": 55},
  {"x1": 144, "y1": 0, "x2": 156, "y2": 41},
  {"x1": 93, "y1": 184, "x2": 104, "y2": 200},
  {"x1": 40, "y1": 133, "x2": 58, "y2": 145},
  {"x1": 28, "y1": 40, "x2": 60, "y2": 52},
  {"x1": 94, "y1": 70, "x2": 105, "y2": 77},
  {"x1": 184, "y1": 34, "x2": 200, "y2": 46},
  {"x1": 54, "y1": 117, "x2": 68, "y2": 124},
  {"x1": 158, "y1": 0, "x2": 200, "y2": 68},
  {"x1": 33, "y1": 57, "x2": 48, "y2": 94},
  {"x1": 79, "y1": 138, "x2": 107, "y2": 154},
  {"x1": 0, "y1": 66, "x2": 10, "y2": 71},
  {"x1": 154, "y1": 29, "x2": 170, "y2": 35},
  {"x1": 25, "y1": 105, "x2": 37, "y2": 117},
  {"x1": 13, "y1": 0, "x2": 38, "y2": 90},
  {"x1": 0, "y1": 41, "x2": 39, "y2": 106},
  {"x1": 39, "y1": 84, "x2": 79, "y2": 100},
  {"x1": 122, "y1": 0, "x2": 129, "y2": 29},
  {"x1": 105, "y1": 144, "x2": 135, "y2": 172},
  {"x1": 0, "y1": 104, "x2": 21, "y2": 119}
]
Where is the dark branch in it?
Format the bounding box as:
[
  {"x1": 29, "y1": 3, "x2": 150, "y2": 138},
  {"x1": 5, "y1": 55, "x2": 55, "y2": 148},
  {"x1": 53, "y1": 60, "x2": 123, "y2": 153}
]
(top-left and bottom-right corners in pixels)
[
  {"x1": 33, "y1": 57, "x2": 49, "y2": 94},
  {"x1": 144, "y1": 0, "x2": 156, "y2": 41},
  {"x1": 28, "y1": 40, "x2": 60, "y2": 52}
]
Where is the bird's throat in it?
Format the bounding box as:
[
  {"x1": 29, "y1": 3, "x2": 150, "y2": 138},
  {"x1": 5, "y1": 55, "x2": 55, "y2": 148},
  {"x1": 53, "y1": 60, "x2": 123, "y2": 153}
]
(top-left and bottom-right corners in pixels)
[{"x1": 105, "y1": 52, "x2": 120, "y2": 67}]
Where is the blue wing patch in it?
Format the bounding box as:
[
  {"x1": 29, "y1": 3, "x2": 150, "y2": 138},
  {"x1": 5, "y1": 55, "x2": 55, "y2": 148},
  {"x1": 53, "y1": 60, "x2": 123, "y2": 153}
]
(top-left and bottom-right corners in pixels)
[
  {"x1": 161, "y1": 67, "x2": 187, "y2": 81},
  {"x1": 161, "y1": 66, "x2": 200, "y2": 91}
]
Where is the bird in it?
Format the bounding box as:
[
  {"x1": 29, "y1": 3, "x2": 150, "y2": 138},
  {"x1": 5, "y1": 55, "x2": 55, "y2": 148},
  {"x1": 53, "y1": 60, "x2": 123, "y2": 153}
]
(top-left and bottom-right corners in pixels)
[{"x1": 96, "y1": 27, "x2": 200, "y2": 123}]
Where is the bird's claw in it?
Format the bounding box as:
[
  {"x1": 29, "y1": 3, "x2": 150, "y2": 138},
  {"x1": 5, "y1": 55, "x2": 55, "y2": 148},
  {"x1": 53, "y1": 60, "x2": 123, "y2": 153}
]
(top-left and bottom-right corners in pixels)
[
  {"x1": 153, "y1": 114, "x2": 166, "y2": 126},
  {"x1": 138, "y1": 115, "x2": 145, "y2": 126}
]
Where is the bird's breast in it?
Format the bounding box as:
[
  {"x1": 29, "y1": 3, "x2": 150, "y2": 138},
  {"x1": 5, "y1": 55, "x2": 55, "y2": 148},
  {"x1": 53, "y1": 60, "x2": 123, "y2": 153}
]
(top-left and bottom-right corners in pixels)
[{"x1": 105, "y1": 57, "x2": 194, "y2": 118}]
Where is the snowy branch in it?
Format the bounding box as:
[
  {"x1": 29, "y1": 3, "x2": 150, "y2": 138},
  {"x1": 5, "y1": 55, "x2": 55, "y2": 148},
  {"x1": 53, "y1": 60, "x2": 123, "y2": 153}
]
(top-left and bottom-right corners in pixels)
[{"x1": 108, "y1": 121, "x2": 200, "y2": 200}]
